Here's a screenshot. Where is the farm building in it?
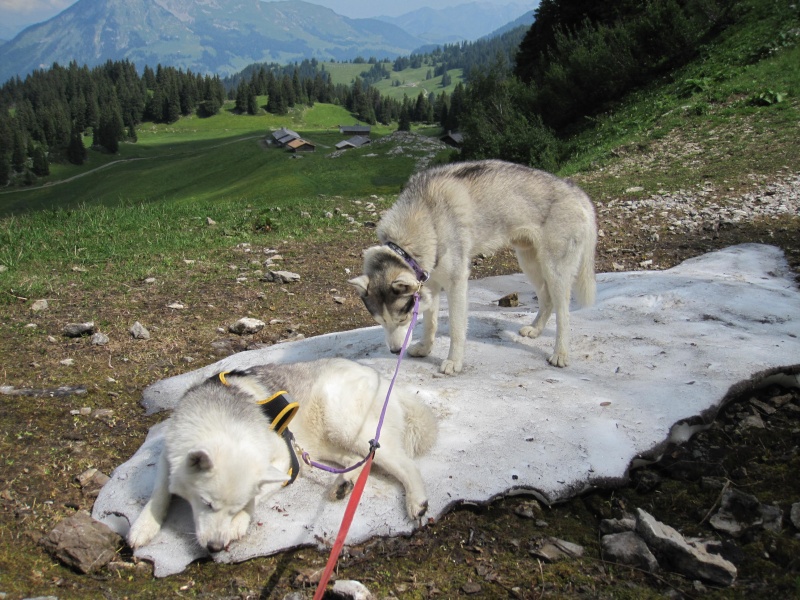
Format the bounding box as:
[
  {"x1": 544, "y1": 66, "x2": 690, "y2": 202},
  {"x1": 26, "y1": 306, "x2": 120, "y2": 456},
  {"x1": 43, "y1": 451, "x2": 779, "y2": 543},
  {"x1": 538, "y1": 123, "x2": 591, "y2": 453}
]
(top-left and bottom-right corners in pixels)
[
  {"x1": 440, "y1": 131, "x2": 464, "y2": 147},
  {"x1": 339, "y1": 124, "x2": 371, "y2": 136},
  {"x1": 286, "y1": 138, "x2": 316, "y2": 152},
  {"x1": 334, "y1": 135, "x2": 371, "y2": 150},
  {"x1": 272, "y1": 127, "x2": 301, "y2": 146}
]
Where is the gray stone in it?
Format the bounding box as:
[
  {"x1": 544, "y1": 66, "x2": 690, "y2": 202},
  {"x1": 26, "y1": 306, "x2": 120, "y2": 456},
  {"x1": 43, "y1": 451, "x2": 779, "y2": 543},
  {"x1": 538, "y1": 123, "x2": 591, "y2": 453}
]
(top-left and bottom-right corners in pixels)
[
  {"x1": 129, "y1": 321, "x2": 150, "y2": 339},
  {"x1": 40, "y1": 511, "x2": 121, "y2": 574},
  {"x1": 709, "y1": 488, "x2": 783, "y2": 537},
  {"x1": 599, "y1": 515, "x2": 637, "y2": 535},
  {"x1": 331, "y1": 580, "x2": 373, "y2": 600},
  {"x1": 636, "y1": 508, "x2": 736, "y2": 586},
  {"x1": 262, "y1": 270, "x2": 301, "y2": 284},
  {"x1": 529, "y1": 537, "x2": 584, "y2": 561},
  {"x1": 229, "y1": 317, "x2": 266, "y2": 335},
  {"x1": 601, "y1": 531, "x2": 659, "y2": 573},
  {"x1": 91, "y1": 332, "x2": 109, "y2": 346},
  {"x1": 31, "y1": 299, "x2": 49, "y2": 312},
  {"x1": 63, "y1": 321, "x2": 95, "y2": 337},
  {"x1": 790, "y1": 502, "x2": 800, "y2": 529}
]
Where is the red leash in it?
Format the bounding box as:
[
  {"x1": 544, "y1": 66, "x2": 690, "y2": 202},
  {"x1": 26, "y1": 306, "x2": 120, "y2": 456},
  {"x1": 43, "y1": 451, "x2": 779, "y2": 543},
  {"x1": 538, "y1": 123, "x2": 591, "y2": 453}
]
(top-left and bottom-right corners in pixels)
[{"x1": 312, "y1": 451, "x2": 375, "y2": 599}]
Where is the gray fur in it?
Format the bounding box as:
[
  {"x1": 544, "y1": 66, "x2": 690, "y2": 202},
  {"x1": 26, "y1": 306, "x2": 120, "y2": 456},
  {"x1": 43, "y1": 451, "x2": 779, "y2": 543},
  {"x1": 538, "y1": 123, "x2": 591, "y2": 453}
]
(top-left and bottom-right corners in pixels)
[{"x1": 350, "y1": 159, "x2": 597, "y2": 373}]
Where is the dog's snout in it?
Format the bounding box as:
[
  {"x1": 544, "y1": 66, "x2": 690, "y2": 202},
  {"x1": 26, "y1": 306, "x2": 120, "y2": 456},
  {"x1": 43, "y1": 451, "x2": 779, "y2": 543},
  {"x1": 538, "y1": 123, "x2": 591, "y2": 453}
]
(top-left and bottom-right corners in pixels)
[{"x1": 207, "y1": 540, "x2": 224, "y2": 553}]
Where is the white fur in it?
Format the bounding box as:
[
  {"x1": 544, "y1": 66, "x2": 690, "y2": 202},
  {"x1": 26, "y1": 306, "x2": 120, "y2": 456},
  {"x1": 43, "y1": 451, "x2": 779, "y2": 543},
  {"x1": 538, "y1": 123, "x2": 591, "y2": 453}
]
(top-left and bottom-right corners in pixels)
[
  {"x1": 127, "y1": 358, "x2": 437, "y2": 553},
  {"x1": 350, "y1": 159, "x2": 597, "y2": 373}
]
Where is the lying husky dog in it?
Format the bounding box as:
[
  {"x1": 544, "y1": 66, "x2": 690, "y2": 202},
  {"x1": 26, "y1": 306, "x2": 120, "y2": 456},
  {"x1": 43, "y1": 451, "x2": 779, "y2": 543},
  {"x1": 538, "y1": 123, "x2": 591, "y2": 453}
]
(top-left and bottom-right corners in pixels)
[
  {"x1": 350, "y1": 159, "x2": 597, "y2": 374},
  {"x1": 127, "y1": 358, "x2": 437, "y2": 553}
]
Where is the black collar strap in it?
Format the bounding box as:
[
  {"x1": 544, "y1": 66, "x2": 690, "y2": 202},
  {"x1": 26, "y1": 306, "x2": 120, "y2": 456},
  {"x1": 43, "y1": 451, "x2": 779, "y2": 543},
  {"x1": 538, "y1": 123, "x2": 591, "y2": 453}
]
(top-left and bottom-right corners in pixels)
[
  {"x1": 216, "y1": 372, "x2": 300, "y2": 486},
  {"x1": 385, "y1": 241, "x2": 430, "y2": 283}
]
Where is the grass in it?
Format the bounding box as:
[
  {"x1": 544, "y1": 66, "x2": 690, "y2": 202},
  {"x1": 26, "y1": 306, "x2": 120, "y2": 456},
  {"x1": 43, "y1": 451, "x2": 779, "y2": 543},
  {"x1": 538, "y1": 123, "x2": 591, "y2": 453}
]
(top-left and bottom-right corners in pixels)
[{"x1": 0, "y1": 1, "x2": 798, "y2": 598}]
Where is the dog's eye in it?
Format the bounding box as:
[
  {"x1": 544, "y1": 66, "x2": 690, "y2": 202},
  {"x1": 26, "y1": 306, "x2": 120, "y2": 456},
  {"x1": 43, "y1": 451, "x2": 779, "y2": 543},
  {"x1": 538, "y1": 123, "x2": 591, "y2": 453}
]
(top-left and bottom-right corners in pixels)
[{"x1": 202, "y1": 499, "x2": 215, "y2": 511}]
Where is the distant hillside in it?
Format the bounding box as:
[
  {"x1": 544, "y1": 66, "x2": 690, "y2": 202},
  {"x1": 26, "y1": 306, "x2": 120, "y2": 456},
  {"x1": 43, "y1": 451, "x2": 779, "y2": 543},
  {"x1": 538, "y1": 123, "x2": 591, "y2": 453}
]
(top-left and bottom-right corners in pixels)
[
  {"x1": 377, "y1": 2, "x2": 532, "y2": 45},
  {"x1": 0, "y1": 0, "x2": 425, "y2": 83}
]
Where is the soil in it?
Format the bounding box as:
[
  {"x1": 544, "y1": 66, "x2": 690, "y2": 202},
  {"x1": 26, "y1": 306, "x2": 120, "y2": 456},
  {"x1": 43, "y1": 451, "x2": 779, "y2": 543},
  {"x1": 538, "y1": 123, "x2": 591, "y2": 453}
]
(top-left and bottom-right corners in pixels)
[{"x1": 0, "y1": 177, "x2": 799, "y2": 599}]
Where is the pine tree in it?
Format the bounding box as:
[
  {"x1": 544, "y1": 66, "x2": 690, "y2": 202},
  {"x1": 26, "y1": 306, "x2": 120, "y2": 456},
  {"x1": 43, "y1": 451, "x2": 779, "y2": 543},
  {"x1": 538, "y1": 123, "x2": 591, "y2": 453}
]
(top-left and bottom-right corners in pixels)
[
  {"x1": 67, "y1": 128, "x2": 87, "y2": 165},
  {"x1": 31, "y1": 144, "x2": 49, "y2": 176},
  {"x1": 11, "y1": 129, "x2": 27, "y2": 173}
]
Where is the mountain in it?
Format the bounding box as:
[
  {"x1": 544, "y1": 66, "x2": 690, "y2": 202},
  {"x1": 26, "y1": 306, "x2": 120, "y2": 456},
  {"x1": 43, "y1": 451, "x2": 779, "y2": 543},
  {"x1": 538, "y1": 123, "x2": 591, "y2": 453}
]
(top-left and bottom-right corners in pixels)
[
  {"x1": 377, "y1": 2, "x2": 532, "y2": 45},
  {"x1": 0, "y1": 0, "x2": 426, "y2": 83}
]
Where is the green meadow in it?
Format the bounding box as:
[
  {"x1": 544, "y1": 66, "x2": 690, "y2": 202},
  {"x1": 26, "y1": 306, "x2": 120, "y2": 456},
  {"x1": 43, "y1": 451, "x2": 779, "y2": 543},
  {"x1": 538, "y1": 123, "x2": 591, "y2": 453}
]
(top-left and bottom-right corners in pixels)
[{"x1": 0, "y1": 100, "x2": 449, "y2": 300}]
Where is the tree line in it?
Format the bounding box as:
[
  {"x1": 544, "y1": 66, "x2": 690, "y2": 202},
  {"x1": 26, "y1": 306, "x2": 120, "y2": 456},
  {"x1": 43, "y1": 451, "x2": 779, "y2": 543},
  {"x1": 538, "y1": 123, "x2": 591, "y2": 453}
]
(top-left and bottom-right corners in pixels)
[
  {"x1": 457, "y1": 0, "x2": 735, "y2": 168},
  {"x1": 0, "y1": 60, "x2": 227, "y2": 185}
]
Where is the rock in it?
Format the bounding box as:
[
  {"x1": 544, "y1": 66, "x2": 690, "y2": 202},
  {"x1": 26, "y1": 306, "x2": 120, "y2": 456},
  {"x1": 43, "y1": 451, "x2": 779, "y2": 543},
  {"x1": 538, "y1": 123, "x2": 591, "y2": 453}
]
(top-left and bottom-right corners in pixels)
[
  {"x1": 167, "y1": 302, "x2": 186, "y2": 309},
  {"x1": 229, "y1": 318, "x2": 266, "y2": 335},
  {"x1": 635, "y1": 508, "x2": 736, "y2": 586},
  {"x1": 791, "y1": 502, "x2": 800, "y2": 529},
  {"x1": 60, "y1": 358, "x2": 75, "y2": 366},
  {"x1": 129, "y1": 321, "x2": 150, "y2": 339},
  {"x1": 63, "y1": 322, "x2": 95, "y2": 337},
  {"x1": 75, "y1": 468, "x2": 110, "y2": 497},
  {"x1": 333, "y1": 296, "x2": 346, "y2": 304},
  {"x1": 599, "y1": 515, "x2": 637, "y2": 534},
  {"x1": 461, "y1": 581, "x2": 482, "y2": 595},
  {"x1": 262, "y1": 270, "x2": 301, "y2": 284},
  {"x1": 40, "y1": 510, "x2": 121, "y2": 574},
  {"x1": 31, "y1": 299, "x2": 49, "y2": 312},
  {"x1": 206, "y1": 217, "x2": 217, "y2": 225},
  {"x1": 529, "y1": 537, "x2": 584, "y2": 561},
  {"x1": 331, "y1": 579, "x2": 374, "y2": 599},
  {"x1": 709, "y1": 488, "x2": 783, "y2": 537},
  {"x1": 513, "y1": 500, "x2": 542, "y2": 519},
  {"x1": 601, "y1": 531, "x2": 659, "y2": 573},
  {"x1": 91, "y1": 332, "x2": 109, "y2": 346},
  {"x1": 739, "y1": 412, "x2": 766, "y2": 429},
  {"x1": 497, "y1": 292, "x2": 519, "y2": 307}
]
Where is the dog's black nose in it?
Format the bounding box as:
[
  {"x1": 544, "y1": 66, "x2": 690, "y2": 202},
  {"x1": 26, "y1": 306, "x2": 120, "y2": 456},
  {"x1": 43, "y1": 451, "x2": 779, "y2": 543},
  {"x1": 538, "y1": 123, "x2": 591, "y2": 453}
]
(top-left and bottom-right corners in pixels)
[
  {"x1": 207, "y1": 541, "x2": 224, "y2": 553},
  {"x1": 390, "y1": 348, "x2": 401, "y2": 355}
]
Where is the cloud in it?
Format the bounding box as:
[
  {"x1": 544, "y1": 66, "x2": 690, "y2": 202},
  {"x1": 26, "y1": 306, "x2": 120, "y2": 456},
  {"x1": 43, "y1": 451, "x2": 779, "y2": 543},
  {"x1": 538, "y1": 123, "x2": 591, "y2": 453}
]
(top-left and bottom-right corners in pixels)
[{"x1": 0, "y1": 0, "x2": 74, "y2": 16}]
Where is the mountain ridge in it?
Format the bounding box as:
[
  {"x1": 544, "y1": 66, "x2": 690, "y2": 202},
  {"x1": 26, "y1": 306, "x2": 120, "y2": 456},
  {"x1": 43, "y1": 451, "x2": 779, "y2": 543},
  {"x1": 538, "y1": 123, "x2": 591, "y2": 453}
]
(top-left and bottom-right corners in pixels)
[
  {"x1": 0, "y1": 0, "x2": 530, "y2": 83},
  {"x1": 0, "y1": 0, "x2": 424, "y2": 82}
]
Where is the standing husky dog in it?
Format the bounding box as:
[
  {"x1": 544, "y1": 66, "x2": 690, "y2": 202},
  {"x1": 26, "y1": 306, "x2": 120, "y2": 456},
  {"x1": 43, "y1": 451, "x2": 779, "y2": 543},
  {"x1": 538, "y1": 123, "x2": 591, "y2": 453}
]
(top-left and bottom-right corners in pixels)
[
  {"x1": 349, "y1": 159, "x2": 597, "y2": 374},
  {"x1": 127, "y1": 358, "x2": 437, "y2": 553}
]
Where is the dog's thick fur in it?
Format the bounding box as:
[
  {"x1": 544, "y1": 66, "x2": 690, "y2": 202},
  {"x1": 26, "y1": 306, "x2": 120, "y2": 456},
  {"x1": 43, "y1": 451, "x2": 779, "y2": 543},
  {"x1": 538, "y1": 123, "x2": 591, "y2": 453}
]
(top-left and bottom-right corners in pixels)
[
  {"x1": 127, "y1": 358, "x2": 437, "y2": 553},
  {"x1": 350, "y1": 159, "x2": 597, "y2": 374}
]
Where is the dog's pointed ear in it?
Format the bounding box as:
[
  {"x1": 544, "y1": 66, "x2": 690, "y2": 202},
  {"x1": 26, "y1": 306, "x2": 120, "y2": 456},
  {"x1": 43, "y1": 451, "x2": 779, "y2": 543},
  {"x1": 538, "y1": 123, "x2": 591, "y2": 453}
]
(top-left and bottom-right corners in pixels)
[
  {"x1": 348, "y1": 275, "x2": 369, "y2": 297},
  {"x1": 391, "y1": 271, "x2": 419, "y2": 297},
  {"x1": 187, "y1": 449, "x2": 214, "y2": 471},
  {"x1": 258, "y1": 465, "x2": 292, "y2": 488}
]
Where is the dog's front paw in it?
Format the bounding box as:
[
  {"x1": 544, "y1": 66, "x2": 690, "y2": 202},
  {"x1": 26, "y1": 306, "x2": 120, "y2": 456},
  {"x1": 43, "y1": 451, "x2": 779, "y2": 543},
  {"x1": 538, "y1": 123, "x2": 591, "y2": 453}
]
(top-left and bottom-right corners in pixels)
[
  {"x1": 439, "y1": 359, "x2": 462, "y2": 375},
  {"x1": 128, "y1": 511, "x2": 161, "y2": 549},
  {"x1": 406, "y1": 496, "x2": 429, "y2": 521},
  {"x1": 519, "y1": 325, "x2": 542, "y2": 339},
  {"x1": 547, "y1": 351, "x2": 569, "y2": 368},
  {"x1": 407, "y1": 342, "x2": 431, "y2": 357},
  {"x1": 230, "y1": 511, "x2": 251, "y2": 542}
]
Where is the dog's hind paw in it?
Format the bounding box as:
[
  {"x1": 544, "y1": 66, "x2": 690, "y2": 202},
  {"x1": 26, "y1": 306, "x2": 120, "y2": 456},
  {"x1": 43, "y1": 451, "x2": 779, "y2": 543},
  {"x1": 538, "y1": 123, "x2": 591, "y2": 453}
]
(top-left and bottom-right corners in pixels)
[
  {"x1": 407, "y1": 498, "x2": 428, "y2": 521},
  {"x1": 547, "y1": 352, "x2": 569, "y2": 368},
  {"x1": 329, "y1": 479, "x2": 355, "y2": 501}
]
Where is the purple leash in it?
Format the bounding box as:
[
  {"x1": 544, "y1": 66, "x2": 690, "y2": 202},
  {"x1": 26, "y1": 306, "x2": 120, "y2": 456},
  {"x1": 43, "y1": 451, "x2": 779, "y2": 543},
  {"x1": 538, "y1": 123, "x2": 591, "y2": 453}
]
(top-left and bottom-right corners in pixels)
[{"x1": 299, "y1": 290, "x2": 422, "y2": 474}]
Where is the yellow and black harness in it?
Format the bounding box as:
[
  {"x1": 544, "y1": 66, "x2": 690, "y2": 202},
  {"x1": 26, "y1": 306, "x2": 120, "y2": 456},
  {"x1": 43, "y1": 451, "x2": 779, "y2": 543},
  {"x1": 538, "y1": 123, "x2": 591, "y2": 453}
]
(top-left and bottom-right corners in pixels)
[{"x1": 215, "y1": 371, "x2": 300, "y2": 486}]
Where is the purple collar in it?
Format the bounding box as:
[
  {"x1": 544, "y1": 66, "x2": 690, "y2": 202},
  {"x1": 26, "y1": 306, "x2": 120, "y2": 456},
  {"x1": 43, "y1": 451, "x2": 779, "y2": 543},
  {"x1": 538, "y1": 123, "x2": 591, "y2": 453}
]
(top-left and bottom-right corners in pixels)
[{"x1": 385, "y1": 242, "x2": 429, "y2": 283}]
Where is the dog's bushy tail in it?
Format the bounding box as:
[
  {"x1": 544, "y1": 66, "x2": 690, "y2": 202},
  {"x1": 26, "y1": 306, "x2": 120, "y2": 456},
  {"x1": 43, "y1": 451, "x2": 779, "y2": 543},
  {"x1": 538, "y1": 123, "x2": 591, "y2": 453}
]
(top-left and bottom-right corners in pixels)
[
  {"x1": 400, "y1": 395, "x2": 438, "y2": 457},
  {"x1": 574, "y1": 235, "x2": 597, "y2": 308}
]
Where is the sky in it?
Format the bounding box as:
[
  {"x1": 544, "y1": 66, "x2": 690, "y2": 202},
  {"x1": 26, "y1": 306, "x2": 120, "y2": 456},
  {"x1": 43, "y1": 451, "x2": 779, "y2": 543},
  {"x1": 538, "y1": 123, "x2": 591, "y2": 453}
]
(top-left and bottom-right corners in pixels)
[{"x1": 0, "y1": 0, "x2": 526, "y2": 40}]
